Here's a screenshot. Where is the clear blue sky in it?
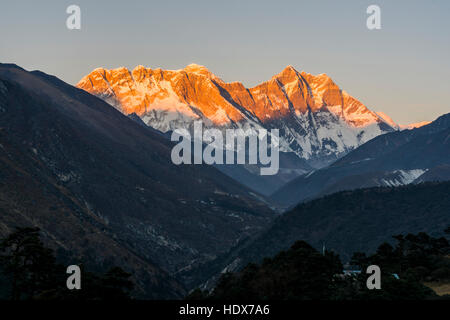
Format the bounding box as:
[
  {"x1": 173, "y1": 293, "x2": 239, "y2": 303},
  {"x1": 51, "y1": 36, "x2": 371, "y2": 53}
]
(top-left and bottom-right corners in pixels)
[{"x1": 1, "y1": 0, "x2": 449, "y2": 124}]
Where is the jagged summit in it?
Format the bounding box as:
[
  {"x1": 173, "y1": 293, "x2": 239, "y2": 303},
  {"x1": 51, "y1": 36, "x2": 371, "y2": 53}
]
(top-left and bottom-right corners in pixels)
[
  {"x1": 77, "y1": 64, "x2": 402, "y2": 165},
  {"x1": 277, "y1": 65, "x2": 298, "y2": 75}
]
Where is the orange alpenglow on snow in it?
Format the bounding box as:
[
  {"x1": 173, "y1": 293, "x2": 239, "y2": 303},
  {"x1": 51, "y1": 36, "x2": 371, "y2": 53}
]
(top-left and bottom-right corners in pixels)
[
  {"x1": 77, "y1": 64, "x2": 421, "y2": 163},
  {"x1": 77, "y1": 64, "x2": 382, "y2": 128}
]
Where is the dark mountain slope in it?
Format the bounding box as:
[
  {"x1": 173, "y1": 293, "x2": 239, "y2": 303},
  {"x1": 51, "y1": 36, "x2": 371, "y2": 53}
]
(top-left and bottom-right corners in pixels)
[
  {"x1": 0, "y1": 143, "x2": 184, "y2": 298},
  {"x1": 0, "y1": 64, "x2": 273, "y2": 291},
  {"x1": 213, "y1": 151, "x2": 312, "y2": 196},
  {"x1": 332, "y1": 113, "x2": 450, "y2": 169},
  {"x1": 188, "y1": 182, "x2": 450, "y2": 288},
  {"x1": 252, "y1": 182, "x2": 450, "y2": 263},
  {"x1": 414, "y1": 164, "x2": 450, "y2": 183},
  {"x1": 272, "y1": 113, "x2": 450, "y2": 207}
]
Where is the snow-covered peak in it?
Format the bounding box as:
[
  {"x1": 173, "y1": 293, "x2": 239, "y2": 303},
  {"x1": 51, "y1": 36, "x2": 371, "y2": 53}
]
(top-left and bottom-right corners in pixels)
[
  {"x1": 399, "y1": 121, "x2": 432, "y2": 130},
  {"x1": 77, "y1": 64, "x2": 401, "y2": 166},
  {"x1": 375, "y1": 112, "x2": 431, "y2": 131},
  {"x1": 183, "y1": 63, "x2": 211, "y2": 76},
  {"x1": 375, "y1": 111, "x2": 400, "y2": 129}
]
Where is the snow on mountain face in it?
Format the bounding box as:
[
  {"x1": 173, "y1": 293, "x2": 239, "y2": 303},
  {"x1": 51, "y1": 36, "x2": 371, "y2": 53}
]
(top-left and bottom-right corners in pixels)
[
  {"x1": 77, "y1": 64, "x2": 395, "y2": 166},
  {"x1": 380, "y1": 169, "x2": 428, "y2": 187},
  {"x1": 375, "y1": 111, "x2": 431, "y2": 131},
  {"x1": 399, "y1": 121, "x2": 432, "y2": 130},
  {"x1": 375, "y1": 111, "x2": 399, "y2": 129}
]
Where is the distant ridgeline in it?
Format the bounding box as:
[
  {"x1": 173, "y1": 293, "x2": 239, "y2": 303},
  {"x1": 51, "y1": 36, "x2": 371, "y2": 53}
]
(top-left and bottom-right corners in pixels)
[{"x1": 272, "y1": 113, "x2": 450, "y2": 207}]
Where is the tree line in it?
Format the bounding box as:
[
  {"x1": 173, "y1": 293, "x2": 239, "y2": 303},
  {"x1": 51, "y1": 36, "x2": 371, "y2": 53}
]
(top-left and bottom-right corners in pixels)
[
  {"x1": 188, "y1": 227, "x2": 450, "y2": 300},
  {"x1": 0, "y1": 227, "x2": 133, "y2": 300},
  {"x1": 2, "y1": 226, "x2": 450, "y2": 300}
]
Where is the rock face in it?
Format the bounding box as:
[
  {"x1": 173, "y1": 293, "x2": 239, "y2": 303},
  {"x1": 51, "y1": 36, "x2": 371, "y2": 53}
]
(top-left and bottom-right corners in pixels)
[{"x1": 77, "y1": 64, "x2": 396, "y2": 167}]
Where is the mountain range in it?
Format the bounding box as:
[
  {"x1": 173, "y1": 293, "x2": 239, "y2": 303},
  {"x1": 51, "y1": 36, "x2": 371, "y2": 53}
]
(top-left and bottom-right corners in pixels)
[
  {"x1": 184, "y1": 181, "x2": 450, "y2": 289},
  {"x1": 77, "y1": 64, "x2": 403, "y2": 165},
  {"x1": 77, "y1": 64, "x2": 434, "y2": 195},
  {"x1": 0, "y1": 63, "x2": 275, "y2": 297},
  {"x1": 272, "y1": 112, "x2": 450, "y2": 206},
  {"x1": 1, "y1": 62, "x2": 448, "y2": 298}
]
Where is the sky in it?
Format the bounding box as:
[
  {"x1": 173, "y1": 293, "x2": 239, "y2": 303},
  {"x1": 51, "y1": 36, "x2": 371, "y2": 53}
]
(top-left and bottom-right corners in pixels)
[{"x1": 0, "y1": 0, "x2": 449, "y2": 124}]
